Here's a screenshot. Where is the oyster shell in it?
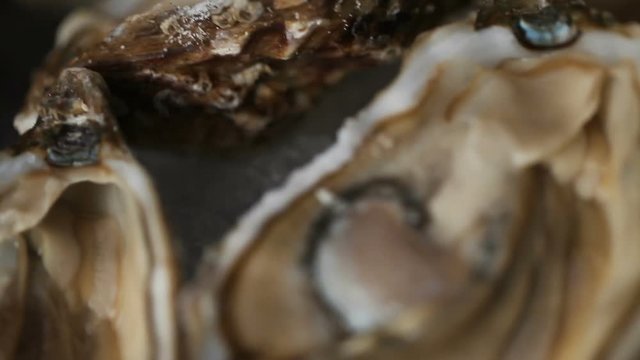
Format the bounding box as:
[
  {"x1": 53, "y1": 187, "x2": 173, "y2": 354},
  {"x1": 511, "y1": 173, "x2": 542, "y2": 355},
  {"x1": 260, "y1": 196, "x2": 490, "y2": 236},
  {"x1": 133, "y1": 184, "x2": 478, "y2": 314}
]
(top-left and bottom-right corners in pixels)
[
  {"x1": 16, "y1": 0, "x2": 470, "y2": 149},
  {"x1": 184, "y1": 4, "x2": 640, "y2": 359},
  {"x1": 0, "y1": 68, "x2": 177, "y2": 359}
]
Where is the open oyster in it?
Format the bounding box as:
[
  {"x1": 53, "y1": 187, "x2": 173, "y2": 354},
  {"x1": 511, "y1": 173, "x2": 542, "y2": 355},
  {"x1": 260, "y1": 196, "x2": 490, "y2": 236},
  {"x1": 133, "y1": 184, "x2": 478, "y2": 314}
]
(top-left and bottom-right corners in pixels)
[
  {"x1": 2, "y1": 1, "x2": 472, "y2": 358},
  {"x1": 183, "y1": 2, "x2": 640, "y2": 359},
  {"x1": 0, "y1": 68, "x2": 177, "y2": 359}
]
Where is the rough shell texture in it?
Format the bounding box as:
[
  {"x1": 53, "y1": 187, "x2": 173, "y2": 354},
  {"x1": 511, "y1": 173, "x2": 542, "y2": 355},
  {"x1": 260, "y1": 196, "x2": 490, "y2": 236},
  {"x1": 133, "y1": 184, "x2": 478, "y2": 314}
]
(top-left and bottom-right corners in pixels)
[
  {"x1": 16, "y1": 0, "x2": 470, "y2": 149},
  {"x1": 0, "y1": 68, "x2": 177, "y2": 360},
  {"x1": 184, "y1": 16, "x2": 640, "y2": 359}
]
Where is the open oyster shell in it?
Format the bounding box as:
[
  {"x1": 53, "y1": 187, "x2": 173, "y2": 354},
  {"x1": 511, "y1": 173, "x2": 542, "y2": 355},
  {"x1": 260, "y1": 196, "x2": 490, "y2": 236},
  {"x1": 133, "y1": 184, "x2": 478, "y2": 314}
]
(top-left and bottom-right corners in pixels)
[
  {"x1": 0, "y1": 68, "x2": 177, "y2": 359},
  {"x1": 184, "y1": 7, "x2": 640, "y2": 359}
]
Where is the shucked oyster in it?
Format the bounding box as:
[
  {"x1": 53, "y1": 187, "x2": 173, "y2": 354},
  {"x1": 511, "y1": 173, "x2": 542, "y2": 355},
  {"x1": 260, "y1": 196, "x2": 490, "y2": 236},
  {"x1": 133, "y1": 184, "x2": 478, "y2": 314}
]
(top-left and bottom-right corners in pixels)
[
  {"x1": 183, "y1": 1, "x2": 640, "y2": 359},
  {"x1": 0, "y1": 68, "x2": 176, "y2": 359}
]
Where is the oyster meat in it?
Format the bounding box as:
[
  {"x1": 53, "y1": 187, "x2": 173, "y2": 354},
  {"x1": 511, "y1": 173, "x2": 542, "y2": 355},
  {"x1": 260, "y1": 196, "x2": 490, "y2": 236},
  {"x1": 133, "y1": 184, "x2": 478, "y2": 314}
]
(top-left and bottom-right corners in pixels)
[{"x1": 184, "y1": 2, "x2": 640, "y2": 359}]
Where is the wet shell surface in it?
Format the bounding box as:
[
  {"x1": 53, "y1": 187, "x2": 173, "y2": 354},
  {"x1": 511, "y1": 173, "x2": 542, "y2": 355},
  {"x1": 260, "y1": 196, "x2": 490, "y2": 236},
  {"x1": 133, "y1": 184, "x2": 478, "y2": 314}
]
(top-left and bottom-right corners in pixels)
[{"x1": 185, "y1": 5, "x2": 640, "y2": 359}]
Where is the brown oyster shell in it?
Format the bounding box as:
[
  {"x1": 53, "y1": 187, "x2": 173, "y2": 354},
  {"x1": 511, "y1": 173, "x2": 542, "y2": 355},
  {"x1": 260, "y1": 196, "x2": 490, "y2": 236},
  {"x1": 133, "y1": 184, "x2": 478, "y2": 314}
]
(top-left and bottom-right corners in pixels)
[{"x1": 0, "y1": 68, "x2": 177, "y2": 359}]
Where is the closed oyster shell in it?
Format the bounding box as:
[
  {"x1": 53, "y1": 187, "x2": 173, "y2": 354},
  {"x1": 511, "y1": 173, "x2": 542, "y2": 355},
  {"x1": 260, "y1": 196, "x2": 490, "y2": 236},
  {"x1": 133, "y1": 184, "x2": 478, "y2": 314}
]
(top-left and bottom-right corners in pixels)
[
  {"x1": 184, "y1": 13, "x2": 640, "y2": 360},
  {"x1": 0, "y1": 68, "x2": 177, "y2": 359},
  {"x1": 15, "y1": 0, "x2": 471, "y2": 149}
]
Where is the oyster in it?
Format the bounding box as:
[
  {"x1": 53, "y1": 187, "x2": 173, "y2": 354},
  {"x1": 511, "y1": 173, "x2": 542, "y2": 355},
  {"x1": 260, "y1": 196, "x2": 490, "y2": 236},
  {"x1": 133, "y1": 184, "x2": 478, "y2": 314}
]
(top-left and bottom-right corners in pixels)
[
  {"x1": 16, "y1": 0, "x2": 470, "y2": 149},
  {"x1": 184, "y1": 2, "x2": 640, "y2": 359},
  {"x1": 0, "y1": 68, "x2": 177, "y2": 359}
]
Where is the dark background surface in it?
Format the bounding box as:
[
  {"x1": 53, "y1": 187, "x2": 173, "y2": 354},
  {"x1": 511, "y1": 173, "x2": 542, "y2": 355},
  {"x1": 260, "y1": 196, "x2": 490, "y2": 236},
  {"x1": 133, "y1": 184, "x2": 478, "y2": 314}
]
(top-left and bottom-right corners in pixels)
[
  {"x1": 0, "y1": 1, "x2": 68, "y2": 147},
  {"x1": 1, "y1": 0, "x2": 640, "y2": 276}
]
